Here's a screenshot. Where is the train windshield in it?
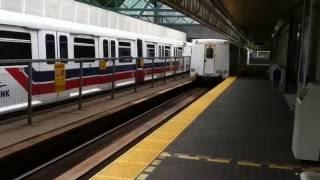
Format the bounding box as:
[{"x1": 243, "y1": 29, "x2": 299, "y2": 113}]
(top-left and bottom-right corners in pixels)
[{"x1": 206, "y1": 47, "x2": 214, "y2": 59}]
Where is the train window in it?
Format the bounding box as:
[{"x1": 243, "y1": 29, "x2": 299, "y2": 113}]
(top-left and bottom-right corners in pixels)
[
  {"x1": 74, "y1": 37, "x2": 95, "y2": 62},
  {"x1": 111, "y1": 40, "x2": 116, "y2": 58},
  {"x1": 178, "y1": 47, "x2": 183, "y2": 57},
  {"x1": 206, "y1": 47, "x2": 214, "y2": 58},
  {"x1": 174, "y1": 47, "x2": 177, "y2": 57},
  {"x1": 103, "y1": 40, "x2": 109, "y2": 58},
  {"x1": 118, "y1": 41, "x2": 132, "y2": 63},
  {"x1": 147, "y1": 44, "x2": 155, "y2": 57},
  {"x1": 46, "y1": 34, "x2": 56, "y2": 63},
  {"x1": 137, "y1": 39, "x2": 143, "y2": 57},
  {"x1": 165, "y1": 46, "x2": 171, "y2": 57},
  {"x1": 59, "y1": 36, "x2": 68, "y2": 59},
  {"x1": 158, "y1": 46, "x2": 162, "y2": 57},
  {"x1": 0, "y1": 30, "x2": 32, "y2": 64}
]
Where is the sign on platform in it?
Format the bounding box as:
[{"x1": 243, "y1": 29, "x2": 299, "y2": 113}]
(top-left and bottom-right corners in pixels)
[
  {"x1": 99, "y1": 60, "x2": 108, "y2": 70},
  {"x1": 55, "y1": 63, "x2": 66, "y2": 92}
]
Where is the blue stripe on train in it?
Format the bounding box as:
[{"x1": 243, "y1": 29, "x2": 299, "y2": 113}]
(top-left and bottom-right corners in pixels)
[{"x1": 24, "y1": 63, "x2": 172, "y2": 83}]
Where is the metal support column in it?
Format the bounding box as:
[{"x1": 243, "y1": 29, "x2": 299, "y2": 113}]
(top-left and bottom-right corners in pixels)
[
  {"x1": 111, "y1": 59, "x2": 115, "y2": 99},
  {"x1": 78, "y1": 61, "x2": 83, "y2": 110},
  {"x1": 164, "y1": 57, "x2": 167, "y2": 84},
  {"x1": 182, "y1": 57, "x2": 185, "y2": 78},
  {"x1": 27, "y1": 62, "x2": 33, "y2": 125},
  {"x1": 174, "y1": 57, "x2": 177, "y2": 80},
  {"x1": 151, "y1": 58, "x2": 154, "y2": 88},
  {"x1": 134, "y1": 57, "x2": 137, "y2": 93}
]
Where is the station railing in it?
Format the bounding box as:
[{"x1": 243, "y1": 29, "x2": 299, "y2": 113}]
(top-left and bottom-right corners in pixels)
[{"x1": 0, "y1": 56, "x2": 191, "y2": 125}]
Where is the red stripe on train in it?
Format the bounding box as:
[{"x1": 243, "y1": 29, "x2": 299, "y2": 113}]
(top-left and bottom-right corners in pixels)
[{"x1": 5, "y1": 67, "x2": 173, "y2": 95}]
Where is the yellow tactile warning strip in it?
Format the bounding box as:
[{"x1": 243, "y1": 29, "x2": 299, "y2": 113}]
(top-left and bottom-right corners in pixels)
[{"x1": 91, "y1": 77, "x2": 237, "y2": 180}]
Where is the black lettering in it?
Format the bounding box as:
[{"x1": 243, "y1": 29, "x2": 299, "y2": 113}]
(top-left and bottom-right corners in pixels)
[{"x1": 0, "y1": 90, "x2": 10, "y2": 97}]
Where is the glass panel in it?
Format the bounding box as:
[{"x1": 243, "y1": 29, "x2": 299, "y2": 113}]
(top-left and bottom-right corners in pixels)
[
  {"x1": 206, "y1": 47, "x2": 214, "y2": 58},
  {"x1": 103, "y1": 40, "x2": 109, "y2": 58},
  {"x1": 111, "y1": 40, "x2": 116, "y2": 58},
  {"x1": 74, "y1": 37, "x2": 95, "y2": 62},
  {"x1": 0, "y1": 30, "x2": 31, "y2": 64},
  {"x1": 59, "y1": 36, "x2": 68, "y2": 59},
  {"x1": 147, "y1": 44, "x2": 155, "y2": 57},
  {"x1": 0, "y1": 30, "x2": 31, "y2": 40},
  {"x1": 119, "y1": 41, "x2": 131, "y2": 63},
  {"x1": 46, "y1": 34, "x2": 56, "y2": 64},
  {"x1": 165, "y1": 46, "x2": 171, "y2": 57},
  {"x1": 137, "y1": 39, "x2": 143, "y2": 57}
]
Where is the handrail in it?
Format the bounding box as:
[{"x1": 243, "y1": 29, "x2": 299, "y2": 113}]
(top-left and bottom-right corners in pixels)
[
  {"x1": 0, "y1": 56, "x2": 191, "y2": 125},
  {"x1": 0, "y1": 56, "x2": 191, "y2": 64}
]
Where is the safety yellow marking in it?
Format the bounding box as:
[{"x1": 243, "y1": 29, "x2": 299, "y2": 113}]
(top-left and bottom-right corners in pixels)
[
  {"x1": 151, "y1": 160, "x2": 162, "y2": 166},
  {"x1": 136, "y1": 173, "x2": 149, "y2": 180},
  {"x1": 144, "y1": 166, "x2": 156, "y2": 173},
  {"x1": 91, "y1": 77, "x2": 237, "y2": 180},
  {"x1": 207, "y1": 158, "x2": 232, "y2": 164},
  {"x1": 133, "y1": 140, "x2": 168, "y2": 152},
  {"x1": 238, "y1": 161, "x2": 261, "y2": 167},
  {"x1": 177, "y1": 155, "x2": 200, "y2": 161},
  {"x1": 117, "y1": 150, "x2": 160, "y2": 164},
  {"x1": 160, "y1": 152, "x2": 172, "y2": 157},
  {"x1": 269, "y1": 164, "x2": 294, "y2": 170}
]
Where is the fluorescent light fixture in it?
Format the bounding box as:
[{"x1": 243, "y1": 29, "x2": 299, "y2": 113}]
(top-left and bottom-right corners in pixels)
[
  {"x1": 0, "y1": 100, "x2": 42, "y2": 113},
  {"x1": 70, "y1": 88, "x2": 101, "y2": 97}
]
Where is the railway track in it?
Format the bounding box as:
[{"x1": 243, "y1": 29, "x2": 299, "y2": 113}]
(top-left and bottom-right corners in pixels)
[{"x1": 0, "y1": 82, "x2": 209, "y2": 180}]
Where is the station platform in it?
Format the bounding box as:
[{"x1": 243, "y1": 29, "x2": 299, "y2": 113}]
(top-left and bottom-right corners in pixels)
[
  {"x1": 92, "y1": 77, "x2": 320, "y2": 180},
  {"x1": 0, "y1": 77, "x2": 192, "y2": 159}
]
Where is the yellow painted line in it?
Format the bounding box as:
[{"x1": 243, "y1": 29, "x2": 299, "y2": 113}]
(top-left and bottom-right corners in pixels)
[
  {"x1": 160, "y1": 152, "x2": 172, "y2": 157},
  {"x1": 207, "y1": 158, "x2": 232, "y2": 164},
  {"x1": 238, "y1": 161, "x2": 261, "y2": 167},
  {"x1": 269, "y1": 164, "x2": 294, "y2": 170},
  {"x1": 91, "y1": 77, "x2": 237, "y2": 180},
  {"x1": 151, "y1": 160, "x2": 162, "y2": 166},
  {"x1": 144, "y1": 166, "x2": 156, "y2": 173},
  {"x1": 136, "y1": 173, "x2": 149, "y2": 180},
  {"x1": 176, "y1": 155, "x2": 200, "y2": 161},
  {"x1": 174, "y1": 153, "x2": 189, "y2": 156}
]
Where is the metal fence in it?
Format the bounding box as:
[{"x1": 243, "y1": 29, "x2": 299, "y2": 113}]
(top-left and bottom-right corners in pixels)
[{"x1": 0, "y1": 56, "x2": 191, "y2": 124}]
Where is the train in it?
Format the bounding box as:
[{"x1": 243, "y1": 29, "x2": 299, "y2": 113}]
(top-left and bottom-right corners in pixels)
[
  {"x1": 190, "y1": 39, "x2": 248, "y2": 85},
  {"x1": 0, "y1": 0, "x2": 248, "y2": 115}
]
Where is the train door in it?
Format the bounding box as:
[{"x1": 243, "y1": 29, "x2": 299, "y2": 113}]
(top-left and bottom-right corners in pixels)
[
  {"x1": 56, "y1": 32, "x2": 71, "y2": 60},
  {"x1": 39, "y1": 31, "x2": 71, "y2": 62},
  {"x1": 204, "y1": 44, "x2": 215, "y2": 75},
  {"x1": 38, "y1": 30, "x2": 57, "y2": 66},
  {"x1": 137, "y1": 39, "x2": 144, "y2": 68},
  {"x1": 98, "y1": 37, "x2": 110, "y2": 89}
]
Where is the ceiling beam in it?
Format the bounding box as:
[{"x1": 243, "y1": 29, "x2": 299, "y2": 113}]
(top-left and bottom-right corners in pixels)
[{"x1": 161, "y1": 0, "x2": 248, "y2": 44}]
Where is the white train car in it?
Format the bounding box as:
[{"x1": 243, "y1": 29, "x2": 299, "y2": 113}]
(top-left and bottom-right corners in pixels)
[
  {"x1": 0, "y1": 0, "x2": 189, "y2": 115},
  {"x1": 191, "y1": 39, "x2": 230, "y2": 79}
]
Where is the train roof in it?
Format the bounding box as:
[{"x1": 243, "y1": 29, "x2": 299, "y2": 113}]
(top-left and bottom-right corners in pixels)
[
  {"x1": 192, "y1": 39, "x2": 229, "y2": 45},
  {"x1": 0, "y1": 0, "x2": 186, "y2": 45}
]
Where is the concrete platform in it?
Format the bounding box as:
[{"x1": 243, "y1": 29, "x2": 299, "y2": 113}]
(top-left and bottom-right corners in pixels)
[
  {"x1": 91, "y1": 77, "x2": 320, "y2": 180},
  {"x1": 0, "y1": 77, "x2": 192, "y2": 158},
  {"x1": 145, "y1": 77, "x2": 319, "y2": 180}
]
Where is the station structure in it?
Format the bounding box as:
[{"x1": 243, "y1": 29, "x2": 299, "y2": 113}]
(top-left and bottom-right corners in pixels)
[{"x1": 0, "y1": 0, "x2": 319, "y2": 180}]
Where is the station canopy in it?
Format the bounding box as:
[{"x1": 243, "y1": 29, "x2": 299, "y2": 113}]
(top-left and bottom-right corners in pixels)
[{"x1": 77, "y1": 0, "x2": 199, "y2": 25}]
